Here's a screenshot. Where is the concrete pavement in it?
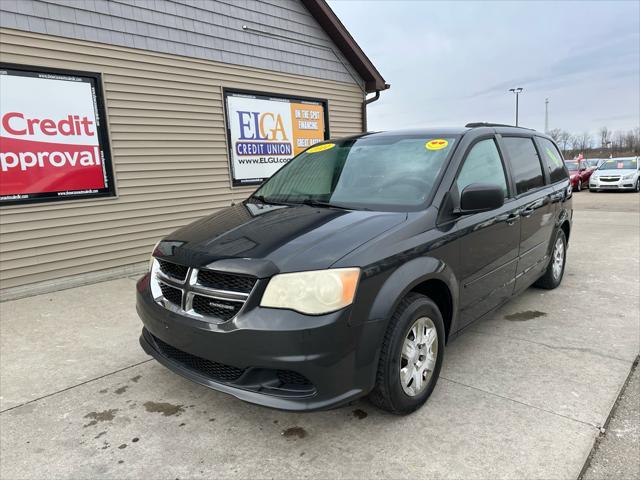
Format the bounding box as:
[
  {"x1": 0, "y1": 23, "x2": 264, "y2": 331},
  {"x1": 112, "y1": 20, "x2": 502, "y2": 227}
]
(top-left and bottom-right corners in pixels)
[
  {"x1": 582, "y1": 359, "x2": 640, "y2": 480},
  {"x1": 1, "y1": 190, "x2": 638, "y2": 479}
]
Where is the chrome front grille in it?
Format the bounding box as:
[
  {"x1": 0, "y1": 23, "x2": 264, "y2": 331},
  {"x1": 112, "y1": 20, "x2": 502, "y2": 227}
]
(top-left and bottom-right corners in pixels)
[
  {"x1": 196, "y1": 269, "x2": 257, "y2": 293},
  {"x1": 159, "y1": 282, "x2": 182, "y2": 307},
  {"x1": 157, "y1": 259, "x2": 189, "y2": 282},
  {"x1": 600, "y1": 176, "x2": 620, "y2": 182},
  {"x1": 191, "y1": 295, "x2": 242, "y2": 320},
  {"x1": 150, "y1": 259, "x2": 256, "y2": 323}
]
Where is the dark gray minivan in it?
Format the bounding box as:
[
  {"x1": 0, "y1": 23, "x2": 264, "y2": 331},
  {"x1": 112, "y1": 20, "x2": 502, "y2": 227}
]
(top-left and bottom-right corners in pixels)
[{"x1": 137, "y1": 123, "x2": 572, "y2": 414}]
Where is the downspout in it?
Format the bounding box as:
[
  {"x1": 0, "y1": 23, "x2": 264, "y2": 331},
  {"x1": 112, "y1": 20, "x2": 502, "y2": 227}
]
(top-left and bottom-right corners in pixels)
[{"x1": 362, "y1": 90, "x2": 381, "y2": 133}]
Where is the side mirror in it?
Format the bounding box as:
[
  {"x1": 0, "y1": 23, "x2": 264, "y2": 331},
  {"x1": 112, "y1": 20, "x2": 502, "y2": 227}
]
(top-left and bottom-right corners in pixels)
[{"x1": 458, "y1": 183, "x2": 504, "y2": 214}]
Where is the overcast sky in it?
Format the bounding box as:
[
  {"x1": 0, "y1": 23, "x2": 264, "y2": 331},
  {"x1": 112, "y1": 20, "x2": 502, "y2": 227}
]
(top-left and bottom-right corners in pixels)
[{"x1": 329, "y1": 0, "x2": 640, "y2": 136}]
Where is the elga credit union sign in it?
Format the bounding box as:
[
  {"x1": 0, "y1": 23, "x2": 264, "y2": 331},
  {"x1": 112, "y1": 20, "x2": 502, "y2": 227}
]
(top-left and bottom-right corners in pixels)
[
  {"x1": 0, "y1": 64, "x2": 115, "y2": 205},
  {"x1": 224, "y1": 90, "x2": 328, "y2": 186}
]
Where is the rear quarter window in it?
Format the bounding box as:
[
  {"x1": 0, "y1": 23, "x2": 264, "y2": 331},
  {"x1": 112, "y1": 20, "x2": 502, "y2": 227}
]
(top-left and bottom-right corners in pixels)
[{"x1": 537, "y1": 137, "x2": 567, "y2": 183}]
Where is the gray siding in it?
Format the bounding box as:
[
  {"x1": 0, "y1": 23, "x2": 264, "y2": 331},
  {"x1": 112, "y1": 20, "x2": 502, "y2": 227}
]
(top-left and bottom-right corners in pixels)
[
  {"x1": 0, "y1": 0, "x2": 363, "y2": 88},
  {"x1": 0, "y1": 28, "x2": 365, "y2": 293}
]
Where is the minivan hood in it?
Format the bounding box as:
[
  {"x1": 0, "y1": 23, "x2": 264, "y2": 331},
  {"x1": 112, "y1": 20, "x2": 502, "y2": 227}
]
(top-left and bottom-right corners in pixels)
[{"x1": 157, "y1": 202, "x2": 407, "y2": 275}]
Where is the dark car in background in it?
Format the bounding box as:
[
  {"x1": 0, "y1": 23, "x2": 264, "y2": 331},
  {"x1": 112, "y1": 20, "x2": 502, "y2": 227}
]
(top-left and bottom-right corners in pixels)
[
  {"x1": 136, "y1": 123, "x2": 572, "y2": 414},
  {"x1": 565, "y1": 159, "x2": 592, "y2": 191}
]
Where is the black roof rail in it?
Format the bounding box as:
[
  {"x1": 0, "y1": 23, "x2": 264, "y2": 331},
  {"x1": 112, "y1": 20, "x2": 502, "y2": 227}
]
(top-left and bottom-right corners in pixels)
[{"x1": 465, "y1": 122, "x2": 535, "y2": 131}]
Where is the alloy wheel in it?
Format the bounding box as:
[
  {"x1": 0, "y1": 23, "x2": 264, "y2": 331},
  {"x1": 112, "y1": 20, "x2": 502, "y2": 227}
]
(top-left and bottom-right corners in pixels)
[
  {"x1": 552, "y1": 236, "x2": 565, "y2": 280},
  {"x1": 400, "y1": 317, "x2": 438, "y2": 396}
]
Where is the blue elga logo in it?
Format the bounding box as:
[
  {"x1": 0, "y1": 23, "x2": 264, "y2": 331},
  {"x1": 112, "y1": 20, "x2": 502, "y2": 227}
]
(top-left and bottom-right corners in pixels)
[{"x1": 235, "y1": 111, "x2": 291, "y2": 156}]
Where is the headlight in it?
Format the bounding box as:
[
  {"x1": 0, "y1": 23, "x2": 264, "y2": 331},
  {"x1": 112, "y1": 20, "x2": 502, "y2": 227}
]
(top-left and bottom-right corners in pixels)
[
  {"x1": 261, "y1": 268, "x2": 360, "y2": 315},
  {"x1": 623, "y1": 173, "x2": 635, "y2": 180}
]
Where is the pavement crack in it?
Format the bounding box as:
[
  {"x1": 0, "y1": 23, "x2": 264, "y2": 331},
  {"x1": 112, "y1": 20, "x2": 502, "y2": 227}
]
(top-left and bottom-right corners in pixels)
[
  {"x1": 439, "y1": 376, "x2": 602, "y2": 429},
  {"x1": 467, "y1": 330, "x2": 632, "y2": 363},
  {"x1": 0, "y1": 359, "x2": 152, "y2": 414}
]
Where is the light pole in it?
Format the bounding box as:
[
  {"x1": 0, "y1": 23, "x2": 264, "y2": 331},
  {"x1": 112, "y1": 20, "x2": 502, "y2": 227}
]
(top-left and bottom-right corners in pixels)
[{"x1": 509, "y1": 87, "x2": 523, "y2": 126}]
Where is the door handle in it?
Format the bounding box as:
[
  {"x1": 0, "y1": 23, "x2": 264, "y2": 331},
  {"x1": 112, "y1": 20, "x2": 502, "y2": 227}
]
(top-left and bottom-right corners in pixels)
[
  {"x1": 506, "y1": 213, "x2": 519, "y2": 225},
  {"x1": 521, "y1": 206, "x2": 535, "y2": 218}
]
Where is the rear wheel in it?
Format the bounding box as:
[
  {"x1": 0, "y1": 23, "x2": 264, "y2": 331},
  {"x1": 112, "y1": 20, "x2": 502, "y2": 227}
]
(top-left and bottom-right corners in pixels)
[
  {"x1": 534, "y1": 229, "x2": 567, "y2": 289},
  {"x1": 369, "y1": 293, "x2": 445, "y2": 414}
]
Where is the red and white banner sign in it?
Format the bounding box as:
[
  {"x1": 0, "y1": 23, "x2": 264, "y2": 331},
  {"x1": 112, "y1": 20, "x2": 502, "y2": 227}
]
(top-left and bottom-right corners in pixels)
[{"x1": 0, "y1": 65, "x2": 114, "y2": 205}]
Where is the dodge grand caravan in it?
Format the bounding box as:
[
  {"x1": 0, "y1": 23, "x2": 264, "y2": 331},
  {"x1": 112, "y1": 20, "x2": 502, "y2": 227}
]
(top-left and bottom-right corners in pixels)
[{"x1": 137, "y1": 123, "x2": 572, "y2": 414}]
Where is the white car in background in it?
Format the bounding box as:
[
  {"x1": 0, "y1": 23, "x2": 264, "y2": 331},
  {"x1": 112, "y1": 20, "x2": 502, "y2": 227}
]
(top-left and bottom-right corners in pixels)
[{"x1": 589, "y1": 157, "x2": 640, "y2": 192}]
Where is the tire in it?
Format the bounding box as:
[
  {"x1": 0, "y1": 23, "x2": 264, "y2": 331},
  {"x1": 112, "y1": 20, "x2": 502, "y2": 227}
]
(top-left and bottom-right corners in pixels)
[
  {"x1": 577, "y1": 179, "x2": 582, "y2": 191},
  {"x1": 369, "y1": 293, "x2": 445, "y2": 415},
  {"x1": 635, "y1": 179, "x2": 640, "y2": 192},
  {"x1": 534, "y1": 229, "x2": 567, "y2": 289}
]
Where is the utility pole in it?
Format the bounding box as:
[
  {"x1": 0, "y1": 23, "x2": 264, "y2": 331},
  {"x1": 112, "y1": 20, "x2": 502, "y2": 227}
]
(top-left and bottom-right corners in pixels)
[
  {"x1": 544, "y1": 98, "x2": 549, "y2": 133},
  {"x1": 509, "y1": 87, "x2": 523, "y2": 126}
]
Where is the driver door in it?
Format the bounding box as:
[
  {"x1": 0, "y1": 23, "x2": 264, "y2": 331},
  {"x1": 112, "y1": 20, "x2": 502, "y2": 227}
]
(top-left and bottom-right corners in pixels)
[{"x1": 454, "y1": 137, "x2": 520, "y2": 330}]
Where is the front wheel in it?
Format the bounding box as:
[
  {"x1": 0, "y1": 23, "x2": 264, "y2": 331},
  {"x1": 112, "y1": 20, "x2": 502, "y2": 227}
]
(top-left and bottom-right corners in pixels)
[
  {"x1": 368, "y1": 293, "x2": 445, "y2": 414},
  {"x1": 534, "y1": 229, "x2": 567, "y2": 289},
  {"x1": 577, "y1": 179, "x2": 583, "y2": 191},
  {"x1": 635, "y1": 179, "x2": 640, "y2": 192}
]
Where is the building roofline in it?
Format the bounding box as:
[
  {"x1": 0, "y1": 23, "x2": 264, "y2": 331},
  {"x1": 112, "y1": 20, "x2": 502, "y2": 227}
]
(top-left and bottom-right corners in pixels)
[{"x1": 301, "y1": 0, "x2": 389, "y2": 93}]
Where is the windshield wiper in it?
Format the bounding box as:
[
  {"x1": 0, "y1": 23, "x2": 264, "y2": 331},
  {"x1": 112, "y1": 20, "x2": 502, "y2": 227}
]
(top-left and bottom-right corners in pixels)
[
  {"x1": 250, "y1": 194, "x2": 290, "y2": 206},
  {"x1": 299, "y1": 199, "x2": 361, "y2": 211},
  {"x1": 252, "y1": 195, "x2": 366, "y2": 211}
]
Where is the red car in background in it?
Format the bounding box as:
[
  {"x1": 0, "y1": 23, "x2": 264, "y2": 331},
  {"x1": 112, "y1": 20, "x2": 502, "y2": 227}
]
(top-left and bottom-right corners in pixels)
[{"x1": 564, "y1": 158, "x2": 592, "y2": 191}]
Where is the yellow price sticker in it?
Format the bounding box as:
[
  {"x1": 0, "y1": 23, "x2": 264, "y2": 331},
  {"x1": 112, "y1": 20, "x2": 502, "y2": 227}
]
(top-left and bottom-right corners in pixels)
[
  {"x1": 426, "y1": 139, "x2": 449, "y2": 151},
  {"x1": 307, "y1": 143, "x2": 335, "y2": 153}
]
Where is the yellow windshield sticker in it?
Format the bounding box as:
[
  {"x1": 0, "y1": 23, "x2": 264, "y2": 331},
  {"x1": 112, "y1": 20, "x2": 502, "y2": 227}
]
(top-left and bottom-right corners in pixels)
[
  {"x1": 307, "y1": 143, "x2": 335, "y2": 153},
  {"x1": 426, "y1": 139, "x2": 449, "y2": 151}
]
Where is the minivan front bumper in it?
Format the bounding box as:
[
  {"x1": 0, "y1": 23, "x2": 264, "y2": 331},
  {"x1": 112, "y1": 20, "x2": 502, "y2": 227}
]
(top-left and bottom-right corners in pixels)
[{"x1": 136, "y1": 273, "x2": 386, "y2": 411}]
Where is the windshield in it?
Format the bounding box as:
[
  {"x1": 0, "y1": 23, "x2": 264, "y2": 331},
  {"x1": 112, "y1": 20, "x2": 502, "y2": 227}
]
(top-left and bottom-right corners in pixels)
[
  {"x1": 252, "y1": 135, "x2": 458, "y2": 211},
  {"x1": 564, "y1": 161, "x2": 579, "y2": 172},
  {"x1": 599, "y1": 159, "x2": 638, "y2": 170},
  {"x1": 585, "y1": 159, "x2": 599, "y2": 167}
]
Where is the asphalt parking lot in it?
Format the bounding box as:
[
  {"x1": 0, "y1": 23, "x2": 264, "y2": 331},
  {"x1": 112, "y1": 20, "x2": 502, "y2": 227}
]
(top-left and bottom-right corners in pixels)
[{"x1": 1, "y1": 191, "x2": 638, "y2": 480}]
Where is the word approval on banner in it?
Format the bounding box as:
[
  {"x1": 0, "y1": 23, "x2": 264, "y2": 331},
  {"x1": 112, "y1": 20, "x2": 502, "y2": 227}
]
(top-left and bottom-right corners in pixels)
[
  {"x1": 224, "y1": 90, "x2": 328, "y2": 186},
  {"x1": 0, "y1": 64, "x2": 115, "y2": 205}
]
